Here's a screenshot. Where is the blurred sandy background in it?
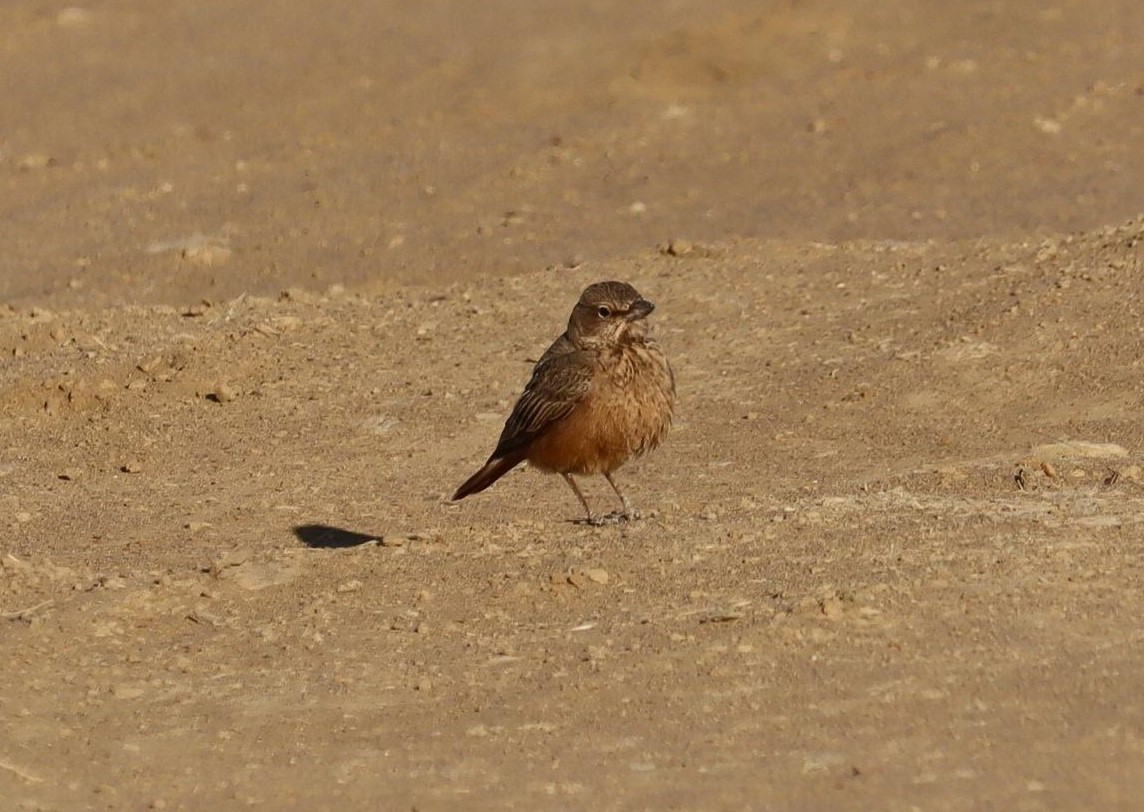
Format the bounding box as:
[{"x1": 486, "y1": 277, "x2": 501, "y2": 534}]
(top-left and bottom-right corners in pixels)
[
  {"x1": 3, "y1": 2, "x2": 1144, "y2": 809},
  {"x1": 4, "y1": 0, "x2": 1141, "y2": 306}
]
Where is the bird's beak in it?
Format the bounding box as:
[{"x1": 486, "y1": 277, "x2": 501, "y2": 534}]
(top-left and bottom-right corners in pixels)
[{"x1": 626, "y1": 298, "x2": 655, "y2": 321}]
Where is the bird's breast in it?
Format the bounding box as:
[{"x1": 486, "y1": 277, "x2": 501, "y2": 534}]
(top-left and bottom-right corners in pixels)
[{"x1": 526, "y1": 340, "x2": 675, "y2": 475}]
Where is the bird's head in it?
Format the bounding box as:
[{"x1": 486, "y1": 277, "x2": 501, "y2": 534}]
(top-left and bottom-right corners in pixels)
[{"x1": 566, "y1": 281, "x2": 656, "y2": 347}]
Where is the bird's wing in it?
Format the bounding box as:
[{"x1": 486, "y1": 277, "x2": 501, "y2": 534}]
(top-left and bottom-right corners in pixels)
[
  {"x1": 493, "y1": 349, "x2": 594, "y2": 457},
  {"x1": 535, "y1": 332, "x2": 576, "y2": 366}
]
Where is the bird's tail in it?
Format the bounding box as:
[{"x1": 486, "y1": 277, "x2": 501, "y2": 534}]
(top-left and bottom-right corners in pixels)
[{"x1": 452, "y1": 451, "x2": 526, "y2": 501}]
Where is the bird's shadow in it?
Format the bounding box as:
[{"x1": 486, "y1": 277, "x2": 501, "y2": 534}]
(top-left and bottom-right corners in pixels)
[{"x1": 293, "y1": 524, "x2": 382, "y2": 549}]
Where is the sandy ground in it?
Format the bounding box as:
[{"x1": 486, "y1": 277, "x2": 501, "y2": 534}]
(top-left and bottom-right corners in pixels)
[{"x1": 3, "y1": 1, "x2": 1144, "y2": 810}]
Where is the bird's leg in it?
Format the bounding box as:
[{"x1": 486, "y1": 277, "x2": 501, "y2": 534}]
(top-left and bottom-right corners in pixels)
[
  {"x1": 562, "y1": 474, "x2": 597, "y2": 525},
  {"x1": 604, "y1": 472, "x2": 640, "y2": 522}
]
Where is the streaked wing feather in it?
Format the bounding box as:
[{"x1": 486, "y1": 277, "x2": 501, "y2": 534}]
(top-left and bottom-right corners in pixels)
[{"x1": 493, "y1": 350, "x2": 593, "y2": 456}]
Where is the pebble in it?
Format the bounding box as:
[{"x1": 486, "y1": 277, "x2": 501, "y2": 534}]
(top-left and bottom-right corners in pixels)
[
  {"x1": 227, "y1": 561, "x2": 301, "y2": 591},
  {"x1": 210, "y1": 549, "x2": 249, "y2": 572},
  {"x1": 270, "y1": 315, "x2": 303, "y2": 332},
  {"x1": 183, "y1": 242, "x2": 231, "y2": 266},
  {"x1": 121, "y1": 461, "x2": 143, "y2": 474},
  {"x1": 111, "y1": 684, "x2": 145, "y2": 700},
  {"x1": 18, "y1": 154, "x2": 54, "y2": 171},
  {"x1": 188, "y1": 607, "x2": 224, "y2": 626},
  {"x1": 584, "y1": 568, "x2": 609, "y2": 585},
  {"x1": 58, "y1": 467, "x2": 83, "y2": 481},
  {"x1": 137, "y1": 356, "x2": 165, "y2": 374},
  {"x1": 57, "y1": 7, "x2": 93, "y2": 26},
  {"x1": 210, "y1": 384, "x2": 238, "y2": 403},
  {"x1": 821, "y1": 596, "x2": 845, "y2": 619}
]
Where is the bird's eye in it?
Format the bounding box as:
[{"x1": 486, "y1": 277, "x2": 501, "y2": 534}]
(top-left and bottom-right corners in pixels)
[{"x1": 597, "y1": 305, "x2": 611, "y2": 318}]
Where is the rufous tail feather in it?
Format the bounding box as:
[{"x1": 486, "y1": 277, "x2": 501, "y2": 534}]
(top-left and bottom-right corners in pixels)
[{"x1": 452, "y1": 451, "x2": 526, "y2": 501}]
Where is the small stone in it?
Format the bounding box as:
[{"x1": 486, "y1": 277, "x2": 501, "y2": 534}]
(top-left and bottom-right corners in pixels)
[
  {"x1": 121, "y1": 461, "x2": 143, "y2": 474},
  {"x1": 228, "y1": 561, "x2": 300, "y2": 591},
  {"x1": 18, "y1": 154, "x2": 54, "y2": 171},
  {"x1": 209, "y1": 384, "x2": 237, "y2": 403},
  {"x1": 57, "y1": 7, "x2": 93, "y2": 27},
  {"x1": 112, "y1": 684, "x2": 145, "y2": 700},
  {"x1": 137, "y1": 356, "x2": 165, "y2": 374},
  {"x1": 187, "y1": 607, "x2": 224, "y2": 626},
  {"x1": 209, "y1": 548, "x2": 250, "y2": 573},
  {"x1": 1040, "y1": 461, "x2": 1057, "y2": 478},
  {"x1": 584, "y1": 568, "x2": 609, "y2": 585},
  {"x1": 821, "y1": 596, "x2": 845, "y2": 619},
  {"x1": 336, "y1": 580, "x2": 363, "y2": 594},
  {"x1": 186, "y1": 521, "x2": 212, "y2": 532},
  {"x1": 183, "y1": 242, "x2": 231, "y2": 266},
  {"x1": 279, "y1": 288, "x2": 313, "y2": 303},
  {"x1": 270, "y1": 315, "x2": 303, "y2": 332},
  {"x1": 414, "y1": 677, "x2": 432, "y2": 692},
  {"x1": 59, "y1": 467, "x2": 83, "y2": 481},
  {"x1": 15, "y1": 511, "x2": 33, "y2": 523}
]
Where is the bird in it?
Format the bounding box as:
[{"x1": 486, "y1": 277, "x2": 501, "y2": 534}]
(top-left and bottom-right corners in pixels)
[{"x1": 452, "y1": 280, "x2": 676, "y2": 525}]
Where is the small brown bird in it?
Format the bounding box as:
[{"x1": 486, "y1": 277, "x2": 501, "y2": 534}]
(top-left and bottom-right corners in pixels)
[{"x1": 453, "y1": 281, "x2": 675, "y2": 525}]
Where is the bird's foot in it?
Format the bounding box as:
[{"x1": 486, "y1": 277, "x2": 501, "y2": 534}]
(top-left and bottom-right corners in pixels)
[{"x1": 576, "y1": 510, "x2": 641, "y2": 527}]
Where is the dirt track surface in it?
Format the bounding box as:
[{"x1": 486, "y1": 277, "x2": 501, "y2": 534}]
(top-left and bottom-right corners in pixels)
[{"x1": 3, "y1": 1, "x2": 1144, "y2": 810}]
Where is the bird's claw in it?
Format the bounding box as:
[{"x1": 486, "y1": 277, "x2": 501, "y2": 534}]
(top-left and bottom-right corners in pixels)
[{"x1": 576, "y1": 510, "x2": 641, "y2": 527}]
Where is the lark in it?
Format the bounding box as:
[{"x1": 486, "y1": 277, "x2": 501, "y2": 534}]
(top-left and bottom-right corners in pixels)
[{"x1": 453, "y1": 281, "x2": 675, "y2": 524}]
